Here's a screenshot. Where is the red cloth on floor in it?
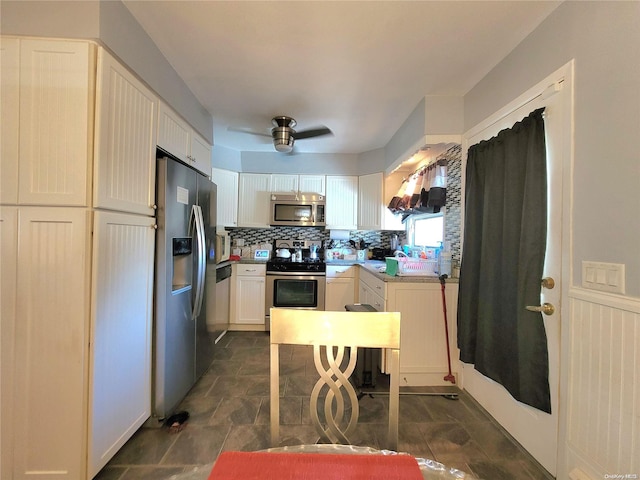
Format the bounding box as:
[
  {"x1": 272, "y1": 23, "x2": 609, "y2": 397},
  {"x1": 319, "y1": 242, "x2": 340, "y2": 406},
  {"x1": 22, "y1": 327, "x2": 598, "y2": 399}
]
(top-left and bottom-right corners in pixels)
[{"x1": 208, "y1": 451, "x2": 423, "y2": 479}]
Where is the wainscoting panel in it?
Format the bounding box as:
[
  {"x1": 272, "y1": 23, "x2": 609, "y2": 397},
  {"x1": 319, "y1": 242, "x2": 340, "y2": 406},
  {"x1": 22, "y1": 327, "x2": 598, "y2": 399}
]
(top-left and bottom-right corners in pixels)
[{"x1": 567, "y1": 288, "x2": 639, "y2": 477}]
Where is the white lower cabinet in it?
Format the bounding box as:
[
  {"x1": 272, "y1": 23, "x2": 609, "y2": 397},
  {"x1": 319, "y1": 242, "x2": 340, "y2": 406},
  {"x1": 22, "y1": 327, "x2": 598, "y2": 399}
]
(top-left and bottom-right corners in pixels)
[
  {"x1": 9, "y1": 207, "x2": 90, "y2": 479},
  {"x1": 230, "y1": 263, "x2": 266, "y2": 328},
  {"x1": 357, "y1": 268, "x2": 459, "y2": 386},
  {"x1": 325, "y1": 265, "x2": 356, "y2": 311},
  {"x1": 89, "y1": 211, "x2": 155, "y2": 477}
]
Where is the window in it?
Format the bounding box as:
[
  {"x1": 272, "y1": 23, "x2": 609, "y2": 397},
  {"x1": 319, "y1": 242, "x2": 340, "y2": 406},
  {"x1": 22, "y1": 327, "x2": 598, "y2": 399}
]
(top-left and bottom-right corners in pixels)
[{"x1": 408, "y1": 213, "x2": 443, "y2": 247}]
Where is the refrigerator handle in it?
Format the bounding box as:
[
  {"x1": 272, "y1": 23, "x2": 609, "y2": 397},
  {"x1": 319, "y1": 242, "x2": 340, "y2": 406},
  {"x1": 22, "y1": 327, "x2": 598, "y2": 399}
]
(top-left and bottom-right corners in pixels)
[{"x1": 192, "y1": 205, "x2": 207, "y2": 320}]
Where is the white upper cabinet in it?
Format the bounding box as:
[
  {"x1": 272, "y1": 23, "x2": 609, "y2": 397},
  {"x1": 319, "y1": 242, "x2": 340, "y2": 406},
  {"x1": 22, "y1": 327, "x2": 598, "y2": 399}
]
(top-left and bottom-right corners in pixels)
[
  {"x1": 300, "y1": 174, "x2": 325, "y2": 195},
  {"x1": 190, "y1": 131, "x2": 212, "y2": 176},
  {"x1": 1, "y1": 38, "x2": 19, "y2": 205},
  {"x1": 325, "y1": 175, "x2": 358, "y2": 230},
  {"x1": 238, "y1": 173, "x2": 272, "y2": 228},
  {"x1": 271, "y1": 174, "x2": 325, "y2": 195},
  {"x1": 94, "y1": 48, "x2": 158, "y2": 216},
  {"x1": 157, "y1": 100, "x2": 190, "y2": 163},
  {"x1": 271, "y1": 174, "x2": 299, "y2": 193},
  {"x1": 358, "y1": 172, "x2": 383, "y2": 230},
  {"x1": 212, "y1": 168, "x2": 239, "y2": 227},
  {"x1": 157, "y1": 100, "x2": 211, "y2": 176},
  {"x1": 13, "y1": 39, "x2": 94, "y2": 206}
]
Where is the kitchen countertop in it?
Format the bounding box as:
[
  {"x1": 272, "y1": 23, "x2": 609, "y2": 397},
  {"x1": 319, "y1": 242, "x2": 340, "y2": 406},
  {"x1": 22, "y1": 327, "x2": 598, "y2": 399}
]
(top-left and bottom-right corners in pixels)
[{"x1": 230, "y1": 258, "x2": 458, "y2": 283}]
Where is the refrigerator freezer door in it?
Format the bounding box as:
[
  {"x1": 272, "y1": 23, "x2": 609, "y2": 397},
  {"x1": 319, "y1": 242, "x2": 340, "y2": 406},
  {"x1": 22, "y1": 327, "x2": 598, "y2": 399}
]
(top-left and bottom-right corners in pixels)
[
  {"x1": 154, "y1": 157, "x2": 198, "y2": 418},
  {"x1": 195, "y1": 177, "x2": 216, "y2": 379}
]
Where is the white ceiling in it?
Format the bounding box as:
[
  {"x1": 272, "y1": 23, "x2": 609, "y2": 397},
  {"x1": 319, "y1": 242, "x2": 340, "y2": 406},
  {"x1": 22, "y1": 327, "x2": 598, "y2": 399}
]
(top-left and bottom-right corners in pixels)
[{"x1": 123, "y1": 1, "x2": 560, "y2": 155}]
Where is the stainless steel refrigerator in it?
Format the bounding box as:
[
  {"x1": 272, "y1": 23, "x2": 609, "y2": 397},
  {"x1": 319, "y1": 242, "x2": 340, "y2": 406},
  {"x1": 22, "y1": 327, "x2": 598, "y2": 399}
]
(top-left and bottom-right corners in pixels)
[{"x1": 153, "y1": 156, "x2": 217, "y2": 420}]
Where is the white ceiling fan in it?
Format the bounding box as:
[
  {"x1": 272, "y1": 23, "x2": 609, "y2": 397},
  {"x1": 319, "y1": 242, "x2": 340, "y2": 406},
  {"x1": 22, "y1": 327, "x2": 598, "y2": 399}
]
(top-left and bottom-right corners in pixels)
[{"x1": 229, "y1": 116, "x2": 332, "y2": 153}]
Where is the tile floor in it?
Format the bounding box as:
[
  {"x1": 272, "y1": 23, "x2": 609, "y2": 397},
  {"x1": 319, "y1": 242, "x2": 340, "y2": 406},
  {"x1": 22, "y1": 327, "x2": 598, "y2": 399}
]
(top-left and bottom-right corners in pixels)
[{"x1": 96, "y1": 331, "x2": 554, "y2": 480}]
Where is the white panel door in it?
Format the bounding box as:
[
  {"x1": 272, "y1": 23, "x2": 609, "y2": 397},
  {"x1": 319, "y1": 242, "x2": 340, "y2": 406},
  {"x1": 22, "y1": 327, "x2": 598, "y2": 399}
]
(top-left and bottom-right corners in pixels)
[
  {"x1": 1, "y1": 38, "x2": 19, "y2": 204},
  {"x1": 14, "y1": 207, "x2": 89, "y2": 479},
  {"x1": 358, "y1": 172, "x2": 383, "y2": 230},
  {"x1": 235, "y1": 276, "x2": 266, "y2": 324},
  {"x1": 157, "y1": 100, "x2": 190, "y2": 163},
  {"x1": 19, "y1": 39, "x2": 92, "y2": 206},
  {"x1": 94, "y1": 48, "x2": 158, "y2": 216},
  {"x1": 190, "y1": 131, "x2": 212, "y2": 176},
  {"x1": 325, "y1": 278, "x2": 355, "y2": 311},
  {"x1": 0, "y1": 207, "x2": 18, "y2": 480},
  {"x1": 89, "y1": 211, "x2": 155, "y2": 477},
  {"x1": 299, "y1": 175, "x2": 325, "y2": 195},
  {"x1": 212, "y1": 168, "x2": 239, "y2": 227},
  {"x1": 238, "y1": 173, "x2": 271, "y2": 227},
  {"x1": 325, "y1": 175, "x2": 358, "y2": 230},
  {"x1": 462, "y1": 63, "x2": 572, "y2": 475},
  {"x1": 271, "y1": 174, "x2": 298, "y2": 193}
]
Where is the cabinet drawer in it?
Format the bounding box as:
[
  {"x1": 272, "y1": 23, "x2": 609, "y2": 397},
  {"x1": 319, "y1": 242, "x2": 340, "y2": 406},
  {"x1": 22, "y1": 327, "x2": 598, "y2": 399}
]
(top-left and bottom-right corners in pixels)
[
  {"x1": 326, "y1": 265, "x2": 356, "y2": 278},
  {"x1": 359, "y1": 269, "x2": 385, "y2": 298},
  {"x1": 234, "y1": 263, "x2": 266, "y2": 276}
]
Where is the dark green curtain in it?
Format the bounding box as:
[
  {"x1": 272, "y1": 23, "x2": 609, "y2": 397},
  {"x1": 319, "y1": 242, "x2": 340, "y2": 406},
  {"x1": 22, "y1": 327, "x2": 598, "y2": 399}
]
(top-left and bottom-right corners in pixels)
[{"x1": 457, "y1": 108, "x2": 551, "y2": 413}]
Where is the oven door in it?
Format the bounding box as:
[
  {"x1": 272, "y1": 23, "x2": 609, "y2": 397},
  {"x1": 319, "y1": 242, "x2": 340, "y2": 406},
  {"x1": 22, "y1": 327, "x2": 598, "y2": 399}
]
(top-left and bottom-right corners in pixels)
[{"x1": 265, "y1": 274, "x2": 326, "y2": 330}]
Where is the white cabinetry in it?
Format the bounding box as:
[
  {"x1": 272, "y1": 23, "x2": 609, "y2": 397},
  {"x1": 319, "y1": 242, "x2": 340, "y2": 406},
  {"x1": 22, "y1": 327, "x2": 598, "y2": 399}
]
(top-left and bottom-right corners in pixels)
[
  {"x1": 1, "y1": 38, "x2": 159, "y2": 479},
  {"x1": 357, "y1": 267, "x2": 459, "y2": 386},
  {"x1": 238, "y1": 173, "x2": 272, "y2": 227},
  {"x1": 325, "y1": 175, "x2": 358, "y2": 230},
  {"x1": 230, "y1": 263, "x2": 266, "y2": 328},
  {"x1": 358, "y1": 172, "x2": 383, "y2": 230},
  {"x1": 94, "y1": 48, "x2": 158, "y2": 216},
  {"x1": 271, "y1": 174, "x2": 299, "y2": 193},
  {"x1": 157, "y1": 100, "x2": 211, "y2": 176},
  {"x1": 89, "y1": 211, "x2": 155, "y2": 477},
  {"x1": 300, "y1": 175, "x2": 326, "y2": 195},
  {"x1": 0, "y1": 38, "x2": 19, "y2": 204},
  {"x1": 5, "y1": 39, "x2": 94, "y2": 207},
  {"x1": 325, "y1": 265, "x2": 356, "y2": 311},
  {"x1": 212, "y1": 168, "x2": 239, "y2": 227},
  {"x1": 358, "y1": 268, "x2": 386, "y2": 312},
  {"x1": 383, "y1": 171, "x2": 405, "y2": 231},
  {"x1": 385, "y1": 281, "x2": 459, "y2": 386},
  {"x1": 271, "y1": 174, "x2": 325, "y2": 194},
  {"x1": 13, "y1": 207, "x2": 90, "y2": 479}
]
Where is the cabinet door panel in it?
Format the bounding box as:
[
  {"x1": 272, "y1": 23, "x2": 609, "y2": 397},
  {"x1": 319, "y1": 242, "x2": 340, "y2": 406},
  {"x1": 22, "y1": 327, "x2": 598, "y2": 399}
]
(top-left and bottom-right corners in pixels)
[
  {"x1": 14, "y1": 207, "x2": 89, "y2": 478},
  {"x1": 358, "y1": 172, "x2": 383, "y2": 230},
  {"x1": 325, "y1": 176, "x2": 358, "y2": 230},
  {"x1": 236, "y1": 276, "x2": 266, "y2": 324},
  {"x1": 299, "y1": 175, "x2": 325, "y2": 195},
  {"x1": 1, "y1": 38, "x2": 19, "y2": 204},
  {"x1": 271, "y1": 174, "x2": 298, "y2": 193},
  {"x1": 190, "y1": 131, "x2": 212, "y2": 176},
  {"x1": 19, "y1": 40, "x2": 92, "y2": 206},
  {"x1": 89, "y1": 211, "x2": 155, "y2": 477},
  {"x1": 157, "y1": 101, "x2": 190, "y2": 162},
  {"x1": 0, "y1": 207, "x2": 18, "y2": 479},
  {"x1": 238, "y1": 173, "x2": 271, "y2": 227},
  {"x1": 94, "y1": 48, "x2": 158, "y2": 215},
  {"x1": 325, "y1": 277, "x2": 355, "y2": 311},
  {"x1": 212, "y1": 168, "x2": 238, "y2": 227}
]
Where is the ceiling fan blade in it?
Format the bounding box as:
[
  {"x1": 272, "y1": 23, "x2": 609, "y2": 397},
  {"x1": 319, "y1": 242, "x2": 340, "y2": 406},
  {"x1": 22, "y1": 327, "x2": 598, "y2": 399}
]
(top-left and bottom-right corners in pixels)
[
  {"x1": 292, "y1": 127, "x2": 333, "y2": 140},
  {"x1": 227, "y1": 126, "x2": 271, "y2": 138}
]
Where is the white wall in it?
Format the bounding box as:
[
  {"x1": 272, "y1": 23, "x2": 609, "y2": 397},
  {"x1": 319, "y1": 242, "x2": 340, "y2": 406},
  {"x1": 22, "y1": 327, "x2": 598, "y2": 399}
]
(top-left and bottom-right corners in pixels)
[{"x1": 464, "y1": 1, "x2": 640, "y2": 298}]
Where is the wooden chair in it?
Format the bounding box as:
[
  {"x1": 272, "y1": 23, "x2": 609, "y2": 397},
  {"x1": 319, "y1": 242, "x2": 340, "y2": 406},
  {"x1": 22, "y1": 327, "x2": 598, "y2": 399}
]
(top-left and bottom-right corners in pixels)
[{"x1": 269, "y1": 307, "x2": 401, "y2": 451}]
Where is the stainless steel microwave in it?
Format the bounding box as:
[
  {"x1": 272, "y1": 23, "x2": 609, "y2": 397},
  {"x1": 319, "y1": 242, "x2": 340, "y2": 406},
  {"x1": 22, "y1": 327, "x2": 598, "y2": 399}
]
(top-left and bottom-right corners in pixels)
[{"x1": 270, "y1": 193, "x2": 326, "y2": 227}]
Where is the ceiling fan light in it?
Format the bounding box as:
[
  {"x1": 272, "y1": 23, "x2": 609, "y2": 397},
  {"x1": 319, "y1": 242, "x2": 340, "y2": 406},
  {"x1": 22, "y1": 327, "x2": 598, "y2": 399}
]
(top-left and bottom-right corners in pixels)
[{"x1": 272, "y1": 127, "x2": 294, "y2": 153}]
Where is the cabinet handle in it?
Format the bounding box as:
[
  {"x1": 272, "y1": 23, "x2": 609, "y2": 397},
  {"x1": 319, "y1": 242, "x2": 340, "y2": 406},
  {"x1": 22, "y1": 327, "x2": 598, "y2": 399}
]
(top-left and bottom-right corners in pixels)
[
  {"x1": 152, "y1": 224, "x2": 158, "y2": 230},
  {"x1": 151, "y1": 204, "x2": 157, "y2": 210}
]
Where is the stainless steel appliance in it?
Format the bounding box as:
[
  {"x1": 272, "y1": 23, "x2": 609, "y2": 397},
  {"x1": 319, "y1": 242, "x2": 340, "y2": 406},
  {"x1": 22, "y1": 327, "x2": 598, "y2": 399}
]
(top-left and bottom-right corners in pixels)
[
  {"x1": 270, "y1": 193, "x2": 326, "y2": 227},
  {"x1": 212, "y1": 264, "x2": 231, "y2": 342},
  {"x1": 265, "y1": 239, "x2": 325, "y2": 330},
  {"x1": 153, "y1": 156, "x2": 217, "y2": 420}
]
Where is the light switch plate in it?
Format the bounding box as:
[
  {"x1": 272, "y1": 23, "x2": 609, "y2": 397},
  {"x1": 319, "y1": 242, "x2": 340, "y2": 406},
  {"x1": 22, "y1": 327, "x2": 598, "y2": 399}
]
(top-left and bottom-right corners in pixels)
[{"x1": 582, "y1": 261, "x2": 625, "y2": 294}]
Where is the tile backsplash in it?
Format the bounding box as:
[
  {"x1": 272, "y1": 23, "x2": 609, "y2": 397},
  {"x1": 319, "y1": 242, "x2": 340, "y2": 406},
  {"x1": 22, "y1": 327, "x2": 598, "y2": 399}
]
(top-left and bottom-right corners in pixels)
[{"x1": 224, "y1": 143, "x2": 462, "y2": 263}]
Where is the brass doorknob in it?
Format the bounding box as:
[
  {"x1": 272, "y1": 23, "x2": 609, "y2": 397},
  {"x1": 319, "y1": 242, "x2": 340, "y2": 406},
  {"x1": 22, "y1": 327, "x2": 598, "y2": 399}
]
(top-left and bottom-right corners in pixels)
[{"x1": 526, "y1": 303, "x2": 555, "y2": 315}]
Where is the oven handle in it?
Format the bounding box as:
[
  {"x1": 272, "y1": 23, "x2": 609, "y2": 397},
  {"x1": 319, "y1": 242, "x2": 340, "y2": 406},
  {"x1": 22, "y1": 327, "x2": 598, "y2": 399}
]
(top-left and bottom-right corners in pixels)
[{"x1": 266, "y1": 271, "x2": 326, "y2": 277}]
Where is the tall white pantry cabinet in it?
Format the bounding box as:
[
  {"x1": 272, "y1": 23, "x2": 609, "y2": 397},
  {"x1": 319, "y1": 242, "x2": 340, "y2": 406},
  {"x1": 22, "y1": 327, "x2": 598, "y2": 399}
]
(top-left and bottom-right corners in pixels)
[{"x1": 1, "y1": 37, "x2": 158, "y2": 479}]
